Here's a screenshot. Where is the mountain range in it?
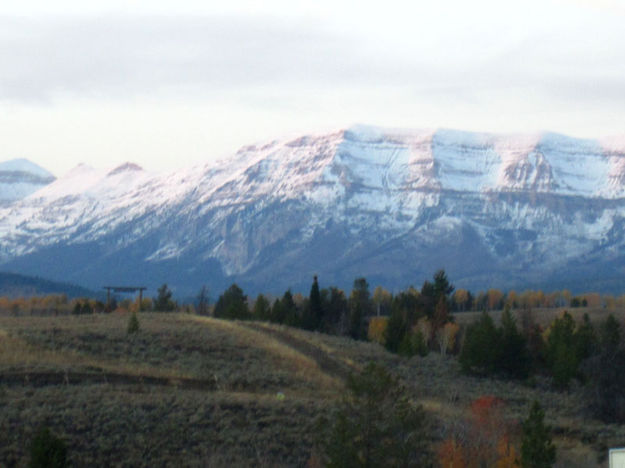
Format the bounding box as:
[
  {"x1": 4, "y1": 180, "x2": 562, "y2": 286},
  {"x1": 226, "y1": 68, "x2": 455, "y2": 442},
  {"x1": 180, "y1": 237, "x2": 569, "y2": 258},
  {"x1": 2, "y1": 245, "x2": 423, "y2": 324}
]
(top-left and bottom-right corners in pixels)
[{"x1": 1, "y1": 125, "x2": 625, "y2": 297}]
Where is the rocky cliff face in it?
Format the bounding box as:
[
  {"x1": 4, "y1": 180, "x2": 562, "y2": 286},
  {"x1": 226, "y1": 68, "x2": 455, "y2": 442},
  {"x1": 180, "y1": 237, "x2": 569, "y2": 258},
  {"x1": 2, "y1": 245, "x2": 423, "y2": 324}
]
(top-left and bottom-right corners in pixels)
[{"x1": 1, "y1": 126, "x2": 624, "y2": 296}]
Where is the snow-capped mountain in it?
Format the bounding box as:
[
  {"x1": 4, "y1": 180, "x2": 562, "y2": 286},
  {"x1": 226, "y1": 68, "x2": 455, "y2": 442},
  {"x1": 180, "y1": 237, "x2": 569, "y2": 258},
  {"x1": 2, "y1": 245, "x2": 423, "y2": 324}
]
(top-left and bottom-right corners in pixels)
[
  {"x1": 0, "y1": 159, "x2": 55, "y2": 203},
  {"x1": 1, "y1": 125, "x2": 625, "y2": 296}
]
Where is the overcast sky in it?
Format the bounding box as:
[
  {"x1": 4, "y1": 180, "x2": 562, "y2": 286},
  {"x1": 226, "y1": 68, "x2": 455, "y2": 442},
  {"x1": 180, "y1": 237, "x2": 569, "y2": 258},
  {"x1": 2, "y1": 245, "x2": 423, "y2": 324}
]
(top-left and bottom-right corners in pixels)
[{"x1": 1, "y1": 0, "x2": 624, "y2": 175}]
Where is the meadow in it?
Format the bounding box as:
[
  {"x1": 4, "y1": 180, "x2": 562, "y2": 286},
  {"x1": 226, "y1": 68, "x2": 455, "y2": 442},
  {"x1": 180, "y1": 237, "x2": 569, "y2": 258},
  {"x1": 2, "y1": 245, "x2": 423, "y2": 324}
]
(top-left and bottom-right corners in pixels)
[{"x1": 0, "y1": 310, "x2": 623, "y2": 466}]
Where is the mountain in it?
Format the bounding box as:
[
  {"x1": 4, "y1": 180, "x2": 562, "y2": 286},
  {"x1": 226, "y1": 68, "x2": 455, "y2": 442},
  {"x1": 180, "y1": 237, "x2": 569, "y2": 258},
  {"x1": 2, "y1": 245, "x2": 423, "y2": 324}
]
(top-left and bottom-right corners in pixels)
[
  {"x1": 0, "y1": 158, "x2": 56, "y2": 203},
  {"x1": 0, "y1": 271, "x2": 99, "y2": 299},
  {"x1": 1, "y1": 125, "x2": 625, "y2": 296}
]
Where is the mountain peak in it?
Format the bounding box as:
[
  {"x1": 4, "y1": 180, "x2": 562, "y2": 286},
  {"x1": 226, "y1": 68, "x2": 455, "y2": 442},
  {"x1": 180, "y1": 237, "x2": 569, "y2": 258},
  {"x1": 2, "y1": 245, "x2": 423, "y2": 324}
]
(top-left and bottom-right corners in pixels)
[
  {"x1": 107, "y1": 162, "x2": 144, "y2": 177},
  {"x1": 0, "y1": 158, "x2": 56, "y2": 202},
  {"x1": 0, "y1": 158, "x2": 55, "y2": 179},
  {"x1": 2, "y1": 126, "x2": 625, "y2": 295}
]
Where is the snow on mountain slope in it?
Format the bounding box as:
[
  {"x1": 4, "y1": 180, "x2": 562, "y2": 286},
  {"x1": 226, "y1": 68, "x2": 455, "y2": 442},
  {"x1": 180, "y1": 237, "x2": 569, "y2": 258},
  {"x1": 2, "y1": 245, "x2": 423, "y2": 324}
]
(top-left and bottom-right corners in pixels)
[
  {"x1": 0, "y1": 158, "x2": 55, "y2": 202},
  {"x1": 1, "y1": 126, "x2": 625, "y2": 295}
]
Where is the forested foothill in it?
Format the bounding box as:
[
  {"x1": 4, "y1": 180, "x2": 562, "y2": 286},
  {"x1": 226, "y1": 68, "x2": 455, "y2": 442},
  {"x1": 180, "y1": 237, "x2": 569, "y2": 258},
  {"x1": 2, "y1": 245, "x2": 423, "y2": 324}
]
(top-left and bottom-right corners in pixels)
[
  {"x1": 207, "y1": 271, "x2": 625, "y2": 408},
  {"x1": 1, "y1": 271, "x2": 625, "y2": 466}
]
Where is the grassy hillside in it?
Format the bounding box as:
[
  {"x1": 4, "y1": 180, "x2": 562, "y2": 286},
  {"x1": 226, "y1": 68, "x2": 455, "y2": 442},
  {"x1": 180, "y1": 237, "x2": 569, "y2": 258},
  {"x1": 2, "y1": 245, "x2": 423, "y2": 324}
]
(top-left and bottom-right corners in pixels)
[{"x1": 0, "y1": 312, "x2": 622, "y2": 466}]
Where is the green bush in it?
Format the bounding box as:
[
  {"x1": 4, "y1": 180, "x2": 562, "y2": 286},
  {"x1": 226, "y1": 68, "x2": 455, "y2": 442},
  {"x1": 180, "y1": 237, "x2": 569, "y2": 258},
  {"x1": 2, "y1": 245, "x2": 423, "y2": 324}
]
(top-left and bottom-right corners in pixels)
[
  {"x1": 127, "y1": 312, "x2": 140, "y2": 334},
  {"x1": 29, "y1": 427, "x2": 68, "y2": 468}
]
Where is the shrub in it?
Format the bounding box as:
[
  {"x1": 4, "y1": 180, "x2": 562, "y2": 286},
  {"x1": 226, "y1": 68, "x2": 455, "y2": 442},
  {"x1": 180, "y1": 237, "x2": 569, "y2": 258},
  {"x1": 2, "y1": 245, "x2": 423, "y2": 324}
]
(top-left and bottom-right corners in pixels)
[
  {"x1": 29, "y1": 427, "x2": 68, "y2": 468},
  {"x1": 398, "y1": 330, "x2": 428, "y2": 357},
  {"x1": 127, "y1": 312, "x2": 140, "y2": 334}
]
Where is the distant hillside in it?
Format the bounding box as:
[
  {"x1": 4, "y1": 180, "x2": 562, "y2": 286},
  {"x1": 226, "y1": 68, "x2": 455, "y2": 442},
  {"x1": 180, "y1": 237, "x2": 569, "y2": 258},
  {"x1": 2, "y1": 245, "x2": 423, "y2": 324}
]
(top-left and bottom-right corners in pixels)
[{"x1": 0, "y1": 272, "x2": 99, "y2": 298}]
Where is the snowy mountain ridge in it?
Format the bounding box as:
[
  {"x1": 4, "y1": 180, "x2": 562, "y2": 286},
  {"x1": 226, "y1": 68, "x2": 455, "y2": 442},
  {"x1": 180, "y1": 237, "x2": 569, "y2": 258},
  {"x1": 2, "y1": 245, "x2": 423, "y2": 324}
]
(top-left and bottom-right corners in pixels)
[
  {"x1": 0, "y1": 158, "x2": 56, "y2": 203},
  {"x1": 1, "y1": 125, "x2": 625, "y2": 295}
]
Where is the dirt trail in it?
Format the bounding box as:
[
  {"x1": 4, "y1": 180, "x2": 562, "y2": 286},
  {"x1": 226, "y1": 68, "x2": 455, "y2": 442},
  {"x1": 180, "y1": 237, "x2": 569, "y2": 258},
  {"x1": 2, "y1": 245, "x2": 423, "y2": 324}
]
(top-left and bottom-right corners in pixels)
[{"x1": 241, "y1": 323, "x2": 358, "y2": 381}]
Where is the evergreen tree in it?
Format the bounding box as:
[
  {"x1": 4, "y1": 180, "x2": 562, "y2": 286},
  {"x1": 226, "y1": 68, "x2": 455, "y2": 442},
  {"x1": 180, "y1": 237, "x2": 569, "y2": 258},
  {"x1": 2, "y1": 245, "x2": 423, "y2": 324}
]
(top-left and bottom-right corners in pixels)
[
  {"x1": 599, "y1": 314, "x2": 621, "y2": 351},
  {"x1": 520, "y1": 401, "x2": 556, "y2": 468},
  {"x1": 213, "y1": 283, "x2": 249, "y2": 320},
  {"x1": 581, "y1": 315, "x2": 625, "y2": 422},
  {"x1": 271, "y1": 298, "x2": 284, "y2": 324},
  {"x1": 573, "y1": 313, "x2": 597, "y2": 363},
  {"x1": 348, "y1": 277, "x2": 373, "y2": 340},
  {"x1": 392, "y1": 289, "x2": 421, "y2": 326},
  {"x1": 459, "y1": 312, "x2": 500, "y2": 375},
  {"x1": 420, "y1": 269, "x2": 454, "y2": 318},
  {"x1": 253, "y1": 294, "x2": 271, "y2": 321},
  {"x1": 280, "y1": 290, "x2": 300, "y2": 327},
  {"x1": 318, "y1": 363, "x2": 431, "y2": 467},
  {"x1": 323, "y1": 287, "x2": 348, "y2": 334},
  {"x1": 498, "y1": 306, "x2": 530, "y2": 379},
  {"x1": 384, "y1": 307, "x2": 407, "y2": 353},
  {"x1": 153, "y1": 284, "x2": 175, "y2": 311},
  {"x1": 303, "y1": 275, "x2": 323, "y2": 330},
  {"x1": 545, "y1": 312, "x2": 578, "y2": 388},
  {"x1": 432, "y1": 269, "x2": 454, "y2": 300},
  {"x1": 419, "y1": 280, "x2": 436, "y2": 318}
]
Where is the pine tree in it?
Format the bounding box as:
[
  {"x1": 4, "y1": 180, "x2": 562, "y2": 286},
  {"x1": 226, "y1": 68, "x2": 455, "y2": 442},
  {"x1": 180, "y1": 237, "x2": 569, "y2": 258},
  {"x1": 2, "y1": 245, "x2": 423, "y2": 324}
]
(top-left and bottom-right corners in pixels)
[
  {"x1": 213, "y1": 284, "x2": 249, "y2": 320},
  {"x1": 573, "y1": 313, "x2": 597, "y2": 364},
  {"x1": 153, "y1": 284, "x2": 175, "y2": 311},
  {"x1": 520, "y1": 401, "x2": 556, "y2": 468},
  {"x1": 323, "y1": 287, "x2": 348, "y2": 334},
  {"x1": 384, "y1": 307, "x2": 407, "y2": 353},
  {"x1": 545, "y1": 312, "x2": 578, "y2": 388},
  {"x1": 459, "y1": 312, "x2": 500, "y2": 375},
  {"x1": 581, "y1": 314, "x2": 625, "y2": 422},
  {"x1": 498, "y1": 306, "x2": 530, "y2": 378},
  {"x1": 348, "y1": 277, "x2": 372, "y2": 340},
  {"x1": 280, "y1": 290, "x2": 300, "y2": 327},
  {"x1": 253, "y1": 294, "x2": 271, "y2": 321},
  {"x1": 432, "y1": 269, "x2": 454, "y2": 300},
  {"x1": 318, "y1": 363, "x2": 431, "y2": 467},
  {"x1": 303, "y1": 275, "x2": 323, "y2": 330},
  {"x1": 599, "y1": 314, "x2": 621, "y2": 351}
]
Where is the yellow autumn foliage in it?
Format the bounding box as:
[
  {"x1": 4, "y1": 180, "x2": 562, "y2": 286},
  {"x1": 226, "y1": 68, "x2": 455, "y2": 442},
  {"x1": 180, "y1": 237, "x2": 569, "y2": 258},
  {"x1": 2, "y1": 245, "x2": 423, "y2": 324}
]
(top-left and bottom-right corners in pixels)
[{"x1": 367, "y1": 316, "x2": 387, "y2": 345}]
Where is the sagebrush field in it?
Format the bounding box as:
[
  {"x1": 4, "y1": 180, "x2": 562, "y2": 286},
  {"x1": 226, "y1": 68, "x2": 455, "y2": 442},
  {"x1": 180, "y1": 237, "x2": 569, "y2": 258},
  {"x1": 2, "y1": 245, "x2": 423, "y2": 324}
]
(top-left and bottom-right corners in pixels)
[{"x1": 0, "y1": 311, "x2": 623, "y2": 466}]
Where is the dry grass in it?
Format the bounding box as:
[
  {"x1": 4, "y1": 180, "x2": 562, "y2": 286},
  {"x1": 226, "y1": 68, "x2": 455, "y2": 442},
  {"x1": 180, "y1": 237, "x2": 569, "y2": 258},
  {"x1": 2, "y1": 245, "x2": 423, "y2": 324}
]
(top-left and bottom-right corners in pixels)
[
  {"x1": 186, "y1": 316, "x2": 342, "y2": 395},
  {"x1": 0, "y1": 325, "x2": 190, "y2": 380},
  {"x1": 0, "y1": 312, "x2": 622, "y2": 466}
]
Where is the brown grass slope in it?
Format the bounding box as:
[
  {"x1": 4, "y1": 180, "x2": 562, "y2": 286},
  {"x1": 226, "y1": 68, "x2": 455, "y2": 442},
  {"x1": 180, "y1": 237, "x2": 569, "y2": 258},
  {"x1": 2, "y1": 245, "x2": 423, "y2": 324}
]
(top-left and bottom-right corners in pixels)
[{"x1": 0, "y1": 312, "x2": 622, "y2": 467}]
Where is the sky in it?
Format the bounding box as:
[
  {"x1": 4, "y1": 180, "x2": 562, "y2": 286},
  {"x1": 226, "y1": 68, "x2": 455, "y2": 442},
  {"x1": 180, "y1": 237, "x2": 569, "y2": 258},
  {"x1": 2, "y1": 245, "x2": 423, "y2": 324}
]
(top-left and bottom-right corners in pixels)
[{"x1": 1, "y1": 0, "x2": 624, "y2": 176}]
